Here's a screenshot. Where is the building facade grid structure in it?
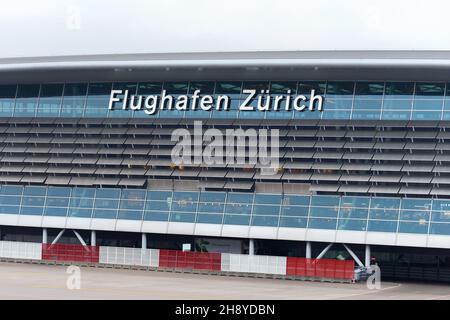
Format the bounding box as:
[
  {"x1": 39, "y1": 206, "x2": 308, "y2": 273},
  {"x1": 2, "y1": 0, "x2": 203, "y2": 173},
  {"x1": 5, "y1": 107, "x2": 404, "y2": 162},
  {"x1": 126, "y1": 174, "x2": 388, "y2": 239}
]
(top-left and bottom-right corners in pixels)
[
  {"x1": 1, "y1": 81, "x2": 450, "y2": 120},
  {"x1": 0, "y1": 185, "x2": 448, "y2": 236}
]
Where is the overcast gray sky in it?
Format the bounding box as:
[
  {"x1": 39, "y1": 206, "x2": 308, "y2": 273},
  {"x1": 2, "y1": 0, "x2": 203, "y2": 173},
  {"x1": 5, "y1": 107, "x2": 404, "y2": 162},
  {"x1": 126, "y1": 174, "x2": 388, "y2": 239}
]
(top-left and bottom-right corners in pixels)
[{"x1": 1, "y1": 0, "x2": 448, "y2": 58}]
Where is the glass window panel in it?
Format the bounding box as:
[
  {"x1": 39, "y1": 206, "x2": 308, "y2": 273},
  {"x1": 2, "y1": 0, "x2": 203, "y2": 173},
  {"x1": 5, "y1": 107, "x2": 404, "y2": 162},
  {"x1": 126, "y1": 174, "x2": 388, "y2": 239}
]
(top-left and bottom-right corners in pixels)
[
  {"x1": 381, "y1": 110, "x2": 410, "y2": 120},
  {"x1": 196, "y1": 213, "x2": 223, "y2": 224},
  {"x1": 321, "y1": 110, "x2": 351, "y2": 119},
  {"x1": 224, "y1": 214, "x2": 250, "y2": 225},
  {"x1": 0, "y1": 185, "x2": 23, "y2": 195},
  {"x1": 189, "y1": 81, "x2": 215, "y2": 94},
  {"x1": 93, "y1": 209, "x2": 117, "y2": 219},
  {"x1": 60, "y1": 83, "x2": 87, "y2": 117},
  {"x1": 0, "y1": 84, "x2": 16, "y2": 116},
  {"x1": 279, "y1": 216, "x2": 308, "y2": 228},
  {"x1": 341, "y1": 196, "x2": 370, "y2": 208},
  {"x1": 283, "y1": 195, "x2": 310, "y2": 206},
  {"x1": 367, "y1": 220, "x2": 398, "y2": 232},
  {"x1": 431, "y1": 199, "x2": 450, "y2": 222},
  {"x1": 68, "y1": 208, "x2": 92, "y2": 218},
  {"x1": 44, "y1": 207, "x2": 68, "y2": 216},
  {"x1": 430, "y1": 223, "x2": 450, "y2": 235},
  {"x1": 0, "y1": 196, "x2": 21, "y2": 205},
  {"x1": 382, "y1": 99, "x2": 413, "y2": 110},
  {"x1": 398, "y1": 221, "x2": 429, "y2": 234},
  {"x1": 385, "y1": 82, "x2": 414, "y2": 97},
  {"x1": 47, "y1": 187, "x2": 71, "y2": 197},
  {"x1": 95, "y1": 188, "x2": 121, "y2": 199},
  {"x1": 413, "y1": 99, "x2": 443, "y2": 109},
  {"x1": 353, "y1": 99, "x2": 382, "y2": 110},
  {"x1": 310, "y1": 206, "x2": 339, "y2": 218},
  {"x1": 94, "y1": 198, "x2": 119, "y2": 209},
  {"x1": 22, "y1": 196, "x2": 45, "y2": 207},
  {"x1": 118, "y1": 210, "x2": 143, "y2": 220},
  {"x1": 109, "y1": 82, "x2": 137, "y2": 118},
  {"x1": 251, "y1": 215, "x2": 279, "y2": 227},
  {"x1": 198, "y1": 201, "x2": 225, "y2": 214},
  {"x1": 170, "y1": 212, "x2": 196, "y2": 223},
  {"x1": 137, "y1": 82, "x2": 163, "y2": 94},
  {"x1": 23, "y1": 186, "x2": 46, "y2": 196},
  {"x1": 14, "y1": 84, "x2": 40, "y2": 116},
  {"x1": 69, "y1": 197, "x2": 94, "y2": 208},
  {"x1": 171, "y1": 191, "x2": 198, "y2": 213},
  {"x1": 0, "y1": 206, "x2": 20, "y2": 214},
  {"x1": 411, "y1": 111, "x2": 442, "y2": 120},
  {"x1": 225, "y1": 202, "x2": 252, "y2": 215},
  {"x1": 351, "y1": 110, "x2": 381, "y2": 120},
  {"x1": 254, "y1": 194, "x2": 282, "y2": 205},
  {"x1": 326, "y1": 82, "x2": 354, "y2": 96},
  {"x1": 21, "y1": 206, "x2": 44, "y2": 215},
  {"x1": 164, "y1": 82, "x2": 189, "y2": 94},
  {"x1": 338, "y1": 219, "x2": 367, "y2": 231},
  {"x1": 308, "y1": 218, "x2": 337, "y2": 230},
  {"x1": 355, "y1": 82, "x2": 384, "y2": 96},
  {"x1": 370, "y1": 197, "x2": 401, "y2": 210},
  {"x1": 243, "y1": 81, "x2": 269, "y2": 92},
  {"x1": 85, "y1": 83, "x2": 112, "y2": 117},
  {"x1": 311, "y1": 195, "x2": 339, "y2": 207},
  {"x1": 297, "y1": 82, "x2": 326, "y2": 95},
  {"x1": 339, "y1": 208, "x2": 369, "y2": 219},
  {"x1": 147, "y1": 190, "x2": 172, "y2": 201},
  {"x1": 0, "y1": 85, "x2": 17, "y2": 98},
  {"x1": 415, "y1": 82, "x2": 445, "y2": 96},
  {"x1": 199, "y1": 191, "x2": 226, "y2": 203},
  {"x1": 270, "y1": 81, "x2": 297, "y2": 94},
  {"x1": 46, "y1": 197, "x2": 69, "y2": 207},
  {"x1": 40, "y1": 83, "x2": 64, "y2": 98},
  {"x1": 253, "y1": 204, "x2": 280, "y2": 216},
  {"x1": 280, "y1": 205, "x2": 309, "y2": 217},
  {"x1": 215, "y1": 82, "x2": 242, "y2": 98},
  {"x1": 120, "y1": 189, "x2": 145, "y2": 210},
  {"x1": 369, "y1": 209, "x2": 399, "y2": 220},
  {"x1": 144, "y1": 210, "x2": 169, "y2": 221},
  {"x1": 227, "y1": 193, "x2": 254, "y2": 204},
  {"x1": 72, "y1": 187, "x2": 95, "y2": 198},
  {"x1": 400, "y1": 210, "x2": 429, "y2": 222},
  {"x1": 145, "y1": 200, "x2": 171, "y2": 212},
  {"x1": 401, "y1": 198, "x2": 432, "y2": 211}
]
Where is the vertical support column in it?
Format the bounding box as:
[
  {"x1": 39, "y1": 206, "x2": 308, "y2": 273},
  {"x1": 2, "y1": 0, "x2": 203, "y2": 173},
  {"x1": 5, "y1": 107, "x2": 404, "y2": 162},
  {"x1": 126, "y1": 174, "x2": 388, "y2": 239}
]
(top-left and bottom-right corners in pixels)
[
  {"x1": 42, "y1": 228, "x2": 48, "y2": 244},
  {"x1": 365, "y1": 244, "x2": 371, "y2": 267},
  {"x1": 141, "y1": 233, "x2": 147, "y2": 250},
  {"x1": 91, "y1": 230, "x2": 96, "y2": 247},
  {"x1": 249, "y1": 239, "x2": 255, "y2": 256},
  {"x1": 306, "y1": 241, "x2": 312, "y2": 259}
]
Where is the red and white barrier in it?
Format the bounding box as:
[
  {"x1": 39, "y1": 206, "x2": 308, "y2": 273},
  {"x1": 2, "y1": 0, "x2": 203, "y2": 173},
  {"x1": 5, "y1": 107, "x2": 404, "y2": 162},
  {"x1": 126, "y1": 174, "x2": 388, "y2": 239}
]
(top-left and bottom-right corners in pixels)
[{"x1": 0, "y1": 241, "x2": 355, "y2": 281}]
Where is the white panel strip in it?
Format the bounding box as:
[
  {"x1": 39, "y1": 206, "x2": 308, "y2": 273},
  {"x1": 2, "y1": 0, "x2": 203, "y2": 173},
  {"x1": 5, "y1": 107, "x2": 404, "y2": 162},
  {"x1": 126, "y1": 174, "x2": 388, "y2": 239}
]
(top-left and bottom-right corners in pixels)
[
  {"x1": 222, "y1": 253, "x2": 286, "y2": 275},
  {"x1": 99, "y1": 246, "x2": 159, "y2": 267},
  {"x1": 0, "y1": 241, "x2": 42, "y2": 260}
]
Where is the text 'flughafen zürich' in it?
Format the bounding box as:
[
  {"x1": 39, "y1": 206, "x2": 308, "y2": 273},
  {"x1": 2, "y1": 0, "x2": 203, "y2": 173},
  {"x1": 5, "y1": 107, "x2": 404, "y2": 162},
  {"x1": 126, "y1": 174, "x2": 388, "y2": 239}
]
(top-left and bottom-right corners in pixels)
[{"x1": 108, "y1": 89, "x2": 324, "y2": 115}]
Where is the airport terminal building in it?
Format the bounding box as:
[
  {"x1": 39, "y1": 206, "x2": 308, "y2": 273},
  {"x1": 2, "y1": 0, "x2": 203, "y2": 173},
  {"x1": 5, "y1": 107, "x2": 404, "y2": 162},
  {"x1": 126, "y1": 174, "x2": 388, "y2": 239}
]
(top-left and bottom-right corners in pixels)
[{"x1": 0, "y1": 51, "x2": 449, "y2": 282}]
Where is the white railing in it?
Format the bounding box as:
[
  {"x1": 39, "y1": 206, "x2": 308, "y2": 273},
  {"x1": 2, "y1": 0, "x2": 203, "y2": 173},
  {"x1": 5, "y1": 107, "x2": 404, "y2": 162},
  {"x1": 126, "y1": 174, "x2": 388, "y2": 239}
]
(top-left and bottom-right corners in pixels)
[
  {"x1": 99, "y1": 246, "x2": 159, "y2": 267},
  {"x1": 221, "y1": 253, "x2": 287, "y2": 275},
  {"x1": 0, "y1": 240, "x2": 42, "y2": 260}
]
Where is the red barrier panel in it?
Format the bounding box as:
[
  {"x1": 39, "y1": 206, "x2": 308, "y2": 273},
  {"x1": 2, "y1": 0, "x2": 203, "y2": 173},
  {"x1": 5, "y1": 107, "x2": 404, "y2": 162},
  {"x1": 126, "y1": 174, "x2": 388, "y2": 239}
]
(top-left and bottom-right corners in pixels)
[
  {"x1": 286, "y1": 257, "x2": 354, "y2": 280},
  {"x1": 159, "y1": 250, "x2": 221, "y2": 271},
  {"x1": 42, "y1": 244, "x2": 99, "y2": 263}
]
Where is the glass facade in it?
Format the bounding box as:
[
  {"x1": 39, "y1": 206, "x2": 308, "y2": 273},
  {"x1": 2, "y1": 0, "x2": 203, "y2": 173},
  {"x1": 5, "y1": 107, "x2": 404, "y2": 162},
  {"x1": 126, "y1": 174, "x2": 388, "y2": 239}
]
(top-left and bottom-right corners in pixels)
[
  {"x1": 0, "y1": 81, "x2": 450, "y2": 120},
  {"x1": 0, "y1": 184, "x2": 448, "y2": 236}
]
